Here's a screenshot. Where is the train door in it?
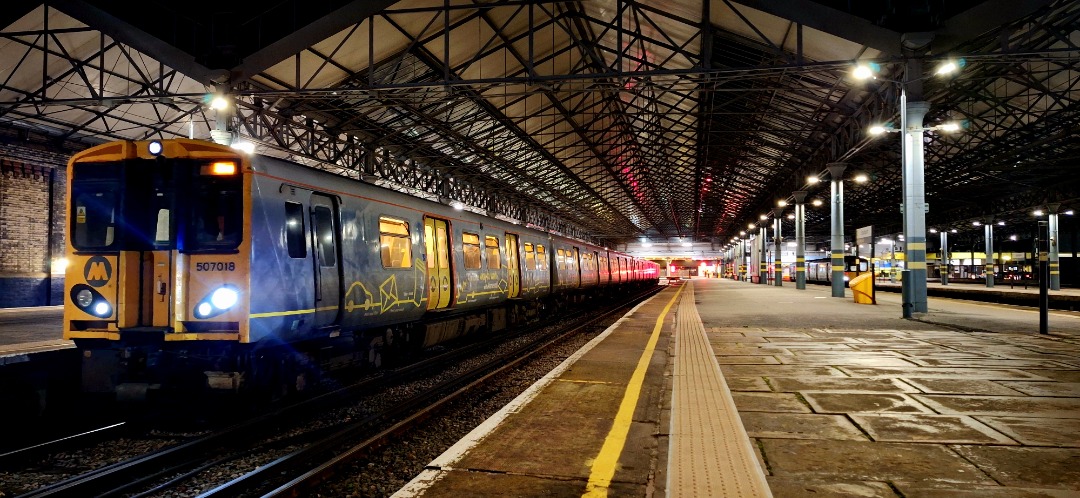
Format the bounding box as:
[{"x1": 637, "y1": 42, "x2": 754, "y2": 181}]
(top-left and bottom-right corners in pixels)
[
  {"x1": 506, "y1": 233, "x2": 521, "y2": 298},
  {"x1": 311, "y1": 194, "x2": 342, "y2": 328},
  {"x1": 573, "y1": 247, "x2": 582, "y2": 288},
  {"x1": 424, "y1": 217, "x2": 452, "y2": 310}
]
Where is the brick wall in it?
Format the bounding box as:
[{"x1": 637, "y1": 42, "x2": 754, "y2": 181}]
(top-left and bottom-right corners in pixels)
[{"x1": 0, "y1": 143, "x2": 68, "y2": 307}]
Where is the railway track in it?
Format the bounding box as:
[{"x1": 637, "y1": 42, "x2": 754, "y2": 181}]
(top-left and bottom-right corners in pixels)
[{"x1": 4, "y1": 288, "x2": 658, "y2": 497}]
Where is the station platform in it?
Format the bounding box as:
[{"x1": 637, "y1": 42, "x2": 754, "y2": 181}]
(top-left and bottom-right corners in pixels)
[
  {"x1": 873, "y1": 279, "x2": 1080, "y2": 310},
  {"x1": 395, "y1": 278, "x2": 1080, "y2": 497},
  {"x1": 0, "y1": 305, "x2": 69, "y2": 361}
]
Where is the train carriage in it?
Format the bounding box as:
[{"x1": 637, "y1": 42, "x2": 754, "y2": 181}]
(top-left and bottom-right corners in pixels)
[{"x1": 63, "y1": 138, "x2": 657, "y2": 398}]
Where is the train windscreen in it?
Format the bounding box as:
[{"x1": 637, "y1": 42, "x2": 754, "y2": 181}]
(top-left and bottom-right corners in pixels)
[{"x1": 71, "y1": 158, "x2": 242, "y2": 253}]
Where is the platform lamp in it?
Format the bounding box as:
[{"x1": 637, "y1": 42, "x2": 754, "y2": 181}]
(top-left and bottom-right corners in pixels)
[{"x1": 855, "y1": 59, "x2": 964, "y2": 313}]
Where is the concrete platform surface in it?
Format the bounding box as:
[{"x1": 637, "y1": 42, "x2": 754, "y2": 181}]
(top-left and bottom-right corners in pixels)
[
  {"x1": 699, "y1": 277, "x2": 1080, "y2": 497},
  {"x1": 397, "y1": 277, "x2": 1080, "y2": 497}
]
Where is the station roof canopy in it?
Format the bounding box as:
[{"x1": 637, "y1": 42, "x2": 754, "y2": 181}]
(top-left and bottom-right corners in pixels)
[{"x1": 0, "y1": 1, "x2": 1077, "y2": 247}]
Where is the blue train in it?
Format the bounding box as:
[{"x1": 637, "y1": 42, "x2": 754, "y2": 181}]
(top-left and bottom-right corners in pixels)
[{"x1": 64, "y1": 138, "x2": 658, "y2": 399}]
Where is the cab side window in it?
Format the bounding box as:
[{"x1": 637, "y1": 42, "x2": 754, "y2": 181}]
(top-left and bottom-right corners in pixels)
[{"x1": 285, "y1": 202, "x2": 306, "y2": 258}]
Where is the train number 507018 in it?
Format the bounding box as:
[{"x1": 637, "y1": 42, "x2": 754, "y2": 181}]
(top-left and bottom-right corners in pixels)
[{"x1": 195, "y1": 262, "x2": 236, "y2": 271}]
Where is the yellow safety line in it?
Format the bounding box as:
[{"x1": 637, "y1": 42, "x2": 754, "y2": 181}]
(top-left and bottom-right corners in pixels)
[{"x1": 583, "y1": 285, "x2": 684, "y2": 498}]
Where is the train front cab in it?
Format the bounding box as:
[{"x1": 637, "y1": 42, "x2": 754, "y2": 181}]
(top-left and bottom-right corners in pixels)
[{"x1": 63, "y1": 139, "x2": 252, "y2": 396}]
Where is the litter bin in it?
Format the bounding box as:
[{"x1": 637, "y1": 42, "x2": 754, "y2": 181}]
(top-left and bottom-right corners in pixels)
[
  {"x1": 900, "y1": 270, "x2": 914, "y2": 318},
  {"x1": 850, "y1": 272, "x2": 874, "y2": 304}
]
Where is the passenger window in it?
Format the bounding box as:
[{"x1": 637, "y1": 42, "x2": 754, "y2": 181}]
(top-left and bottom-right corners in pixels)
[
  {"x1": 379, "y1": 217, "x2": 412, "y2": 268},
  {"x1": 524, "y1": 243, "x2": 535, "y2": 270},
  {"x1": 536, "y1": 245, "x2": 547, "y2": 270},
  {"x1": 485, "y1": 235, "x2": 501, "y2": 269},
  {"x1": 463, "y1": 232, "x2": 481, "y2": 269},
  {"x1": 285, "y1": 202, "x2": 306, "y2": 258},
  {"x1": 313, "y1": 206, "x2": 336, "y2": 267}
]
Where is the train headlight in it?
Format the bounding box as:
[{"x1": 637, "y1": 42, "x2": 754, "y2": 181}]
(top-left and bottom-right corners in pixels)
[
  {"x1": 194, "y1": 285, "x2": 240, "y2": 319},
  {"x1": 76, "y1": 289, "x2": 94, "y2": 307},
  {"x1": 70, "y1": 284, "x2": 112, "y2": 318},
  {"x1": 93, "y1": 302, "x2": 111, "y2": 317},
  {"x1": 211, "y1": 287, "x2": 239, "y2": 310}
]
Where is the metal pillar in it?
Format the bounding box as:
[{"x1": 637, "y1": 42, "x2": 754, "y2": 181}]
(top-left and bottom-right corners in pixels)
[
  {"x1": 940, "y1": 231, "x2": 949, "y2": 285},
  {"x1": 1039, "y1": 221, "x2": 1050, "y2": 334},
  {"x1": 773, "y1": 208, "x2": 784, "y2": 286},
  {"x1": 759, "y1": 225, "x2": 768, "y2": 284},
  {"x1": 902, "y1": 99, "x2": 931, "y2": 313},
  {"x1": 743, "y1": 237, "x2": 750, "y2": 281},
  {"x1": 984, "y1": 219, "x2": 995, "y2": 288},
  {"x1": 1048, "y1": 203, "x2": 1061, "y2": 290},
  {"x1": 828, "y1": 163, "x2": 846, "y2": 298},
  {"x1": 793, "y1": 190, "x2": 807, "y2": 290}
]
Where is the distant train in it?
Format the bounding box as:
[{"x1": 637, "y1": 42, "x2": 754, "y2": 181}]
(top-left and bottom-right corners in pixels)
[
  {"x1": 795, "y1": 256, "x2": 869, "y2": 285},
  {"x1": 63, "y1": 138, "x2": 658, "y2": 399}
]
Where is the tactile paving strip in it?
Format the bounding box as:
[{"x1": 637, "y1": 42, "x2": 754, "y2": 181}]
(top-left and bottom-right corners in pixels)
[{"x1": 668, "y1": 281, "x2": 772, "y2": 497}]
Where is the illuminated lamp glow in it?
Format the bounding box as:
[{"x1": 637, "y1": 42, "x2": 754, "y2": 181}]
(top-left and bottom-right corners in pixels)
[
  {"x1": 93, "y1": 302, "x2": 111, "y2": 316},
  {"x1": 210, "y1": 162, "x2": 237, "y2": 175}
]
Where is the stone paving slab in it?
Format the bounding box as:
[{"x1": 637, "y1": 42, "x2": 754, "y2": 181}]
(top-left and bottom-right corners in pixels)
[
  {"x1": 765, "y1": 479, "x2": 898, "y2": 498},
  {"x1": 730, "y1": 392, "x2": 810, "y2": 412},
  {"x1": 997, "y1": 380, "x2": 1080, "y2": 396},
  {"x1": 714, "y1": 355, "x2": 782, "y2": 364},
  {"x1": 777, "y1": 355, "x2": 919, "y2": 367},
  {"x1": 839, "y1": 366, "x2": 1054, "y2": 380},
  {"x1": 1021, "y1": 370, "x2": 1080, "y2": 382},
  {"x1": 724, "y1": 376, "x2": 770, "y2": 391},
  {"x1": 801, "y1": 392, "x2": 937, "y2": 414},
  {"x1": 974, "y1": 416, "x2": 1080, "y2": 446},
  {"x1": 720, "y1": 365, "x2": 847, "y2": 377},
  {"x1": 907, "y1": 358, "x2": 1074, "y2": 368},
  {"x1": 708, "y1": 335, "x2": 770, "y2": 343},
  {"x1": 892, "y1": 483, "x2": 1080, "y2": 497},
  {"x1": 914, "y1": 394, "x2": 1080, "y2": 418},
  {"x1": 740, "y1": 412, "x2": 866, "y2": 441},
  {"x1": 767, "y1": 376, "x2": 917, "y2": 393},
  {"x1": 899, "y1": 378, "x2": 1025, "y2": 396},
  {"x1": 760, "y1": 439, "x2": 996, "y2": 484},
  {"x1": 951, "y1": 446, "x2": 1080, "y2": 489},
  {"x1": 848, "y1": 413, "x2": 1016, "y2": 444}
]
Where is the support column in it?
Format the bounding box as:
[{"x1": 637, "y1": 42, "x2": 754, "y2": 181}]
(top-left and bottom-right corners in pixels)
[
  {"x1": 743, "y1": 236, "x2": 750, "y2": 281},
  {"x1": 793, "y1": 191, "x2": 807, "y2": 290},
  {"x1": 758, "y1": 225, "x2": 768, "y2": 284},
  {"x1": 1048, "y1": 203, "x2": 1061, "y2": 290},
  {"x1": 903, "y1": 100, "x2": 931, "y2": 313},
  {"x1": 773, "y1": 208, "x2": 784, "y2": 286},
  {"x1": 940, "y1": 231, "x2": 949, "y2": 285},
  {"x1": 984, "y1": 218, "x2": 995, "y2": 288},
  {"x1": 828, "y1": 163, "x2": 847, "y2": 298}
]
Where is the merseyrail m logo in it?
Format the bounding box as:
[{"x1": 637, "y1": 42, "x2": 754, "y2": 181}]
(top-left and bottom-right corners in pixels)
[{"x1": 84, "y1": 256, "x2": 112, "y2": 287}]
